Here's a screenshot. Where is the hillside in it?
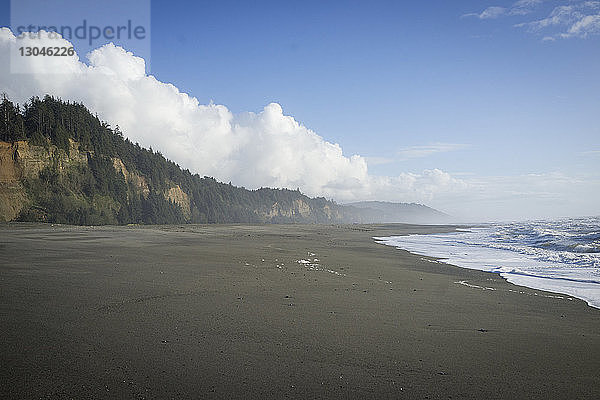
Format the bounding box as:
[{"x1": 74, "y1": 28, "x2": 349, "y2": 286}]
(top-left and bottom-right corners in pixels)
[
  {"x1": 346, "y1": 201, "x2": 449, "y2": 224},
  {"x1": 0, "y1": 95, "x2": 351, "y2": 224},
  {"x1": 0, "y1": 95, "x2": 446, "y2": 225}
]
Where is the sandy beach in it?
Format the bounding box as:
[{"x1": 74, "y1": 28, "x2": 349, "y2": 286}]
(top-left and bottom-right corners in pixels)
[{"x1": 1, "y1": 223, "x2": 599, "y2": 399}]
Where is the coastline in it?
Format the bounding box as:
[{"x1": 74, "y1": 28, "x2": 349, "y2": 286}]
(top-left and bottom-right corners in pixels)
[
  {"x1": 1, "y1": 223, "x2": 599, "y2": 399},
  {"x1": 374, "y1": 225, "x2": 600, "y2": 310}
]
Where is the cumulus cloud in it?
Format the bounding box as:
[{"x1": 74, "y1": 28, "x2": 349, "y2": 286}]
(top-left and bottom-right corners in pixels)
[{"x1": 0, "y1": 28, "x2": 465, "y2": 205}]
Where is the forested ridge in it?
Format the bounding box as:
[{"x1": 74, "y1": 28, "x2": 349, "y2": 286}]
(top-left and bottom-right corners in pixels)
[{"x1": 0, "y1": 95, "x2": 345, "y2": 225}]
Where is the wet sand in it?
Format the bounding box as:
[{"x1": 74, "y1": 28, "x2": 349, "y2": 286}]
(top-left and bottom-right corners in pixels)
[{"x1": 1, "y1": 223, "x2": 599, "y2": 399}]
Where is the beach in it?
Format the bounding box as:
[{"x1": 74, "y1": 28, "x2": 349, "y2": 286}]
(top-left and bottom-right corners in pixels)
[{"x1": 1, "y1": 223, "x2": 599, "y2": 399}]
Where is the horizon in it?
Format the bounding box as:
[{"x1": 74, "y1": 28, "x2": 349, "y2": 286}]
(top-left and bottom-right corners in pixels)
[{"x1": 1, "y1": 0, "x2": 599, "y2": 222}]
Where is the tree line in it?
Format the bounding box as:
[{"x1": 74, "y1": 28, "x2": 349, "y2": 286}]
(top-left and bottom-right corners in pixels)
[{"x1": 1, "y1": 94, "x2": 342, "y2": 225}]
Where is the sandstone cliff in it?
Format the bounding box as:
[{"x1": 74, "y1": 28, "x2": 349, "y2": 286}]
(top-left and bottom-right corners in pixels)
[
  {"x1": 0, "y1": 140, "x2": 88, "y2": 221},
  {"x1": 0, "y1": 140, "x2": 194, "y2": 223},
  {"x1": 165, "y1": 184, "x2": 191, "y2": 220},
  {"x1": 0, "y1": 139, "x2": 345, "y2": 224}
]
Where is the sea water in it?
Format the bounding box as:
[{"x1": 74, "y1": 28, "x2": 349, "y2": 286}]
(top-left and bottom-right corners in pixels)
[{"x1": 374, "y1": 217, "x2": 600, "y2": 309}]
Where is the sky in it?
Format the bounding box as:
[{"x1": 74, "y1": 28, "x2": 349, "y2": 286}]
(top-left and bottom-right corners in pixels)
[{"x1": 0, "y1": 0, "x2": 599, "y2": 221}]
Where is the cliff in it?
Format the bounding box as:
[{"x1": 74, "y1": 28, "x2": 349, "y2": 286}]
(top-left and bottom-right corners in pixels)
[
  {"x1": 0, "y1": 138, "x2": 348, "y2": 224},
  {"x1": 0, "y1": 140, "x2": 81, "y2": 221},
  {"x1": 346, "y1": 201, "x2": 450, "y2": 224},
  {"x1": 0, "y1": 139, "x2": 189, "y2": 223}
]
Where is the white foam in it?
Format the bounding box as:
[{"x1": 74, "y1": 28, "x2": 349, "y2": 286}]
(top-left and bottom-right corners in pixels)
[
  {"x1": 455, "y1": 280, "x2": 496, "y2": 291},
  {"x1": 295, "y1": 257, "x2": 346, "y2": 277},
  {"x1": 374, "y1": 232, "x2": 600, "y2": 309}
]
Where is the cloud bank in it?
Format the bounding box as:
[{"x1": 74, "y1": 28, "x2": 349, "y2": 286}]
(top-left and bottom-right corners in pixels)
[{"x1": 0, "y1": 28, "x2": 465, "y2": 205}]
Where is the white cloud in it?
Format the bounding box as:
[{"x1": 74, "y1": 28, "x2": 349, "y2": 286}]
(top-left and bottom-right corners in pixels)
[
  {"x1": 463, "y1": 0, "x2": 544, "y2": 19},
  {"x1": 515, "y1": 1, "x2": 600, "y2": 39},
  {"x1": 466, "y1": 1, "x2": 600, "y2": 40},
  {"x1": 561, "y1": 13, "x2": 600, "y2": 37},
  {"x1": 463, "y1": 6, "x2": 507, "y2": 19},
  {"x1": 510, "y1": 0, "x2": 545, "y2": 15},
  {"x1": 367, "y1": 169, "x2": 471, "y2": 204},
  {"x1": 397, "y1": 143, "x2": 468, "y2": 159},
  {"x1": 0, "y1": 28, "x2": 464, "y2": 205},
  {"x1": 519, "y1": 5, "x2": 584, "y2": 30}
]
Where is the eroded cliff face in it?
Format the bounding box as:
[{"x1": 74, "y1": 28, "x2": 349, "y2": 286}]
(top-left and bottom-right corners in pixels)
[
  {"x1": 112, "y1": 158, "x2": 150, "y2": 199},
  {"x1": 0, "y1": 139, "x2": 342, "y2": 224},
  {"x1": 0, "y1": 140, "x2": 192, "y2": 222},
  {"x1": 0, "y1": 140, "x2": 84, "y2": 182},
  {"x1": 111, "y1": 158, "x2": 191, "y2": 219},
  {"x1": 165, "y1": 185, "x2": 191, "y2": 220},
  {"x1": 0, "y1": 140, "x2": 88, "y2": 221},
  {"x1": 262, "y1": 198, "x2": 315, "y2": 220}
]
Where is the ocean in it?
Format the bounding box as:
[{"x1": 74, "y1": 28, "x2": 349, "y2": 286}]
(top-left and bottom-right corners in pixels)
[{"x1": 374, "y1": 217, "x2": 600, "y2": 309}]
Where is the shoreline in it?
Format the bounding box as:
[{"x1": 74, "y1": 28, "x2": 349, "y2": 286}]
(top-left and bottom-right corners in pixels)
[
  {"x1": 374, "y1": 228, "x2": 600, "y2": 310},
  {"x1": 1, "y1": 223, "x2": 599, "y2": 399}
]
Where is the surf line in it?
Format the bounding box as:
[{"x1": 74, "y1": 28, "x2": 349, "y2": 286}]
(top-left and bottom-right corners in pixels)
[
  {"x1": 454, "y1": 280, "x2": 496, "y2": 291},
  {"x1": 454, "y1": 280, "x2": 572, "y2": 301}
]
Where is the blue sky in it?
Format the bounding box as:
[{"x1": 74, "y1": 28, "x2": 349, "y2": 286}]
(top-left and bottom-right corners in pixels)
[
  {"x1": 149, "y1": 0, "x2": 599, "y2": 174},
  {"x1": 1, "y1": 0, "x2": 599, "y2": 220}
]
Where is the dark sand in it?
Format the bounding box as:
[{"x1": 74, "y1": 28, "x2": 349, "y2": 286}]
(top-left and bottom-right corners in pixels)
[{"x1": 1, "y1": 223, "x2": 599, "y2": 399}]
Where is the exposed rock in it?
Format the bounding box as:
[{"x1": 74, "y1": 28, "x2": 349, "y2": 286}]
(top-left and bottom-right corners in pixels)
[
  {"x1": 294, "y1": 198, "x2": 311, "y2": 218},
  {"x1": 0, "y1": 140, "x2": 179, "y2": 222},
  {"x1": 0, "y1": 141, "x2": 21, "y2": 183},
  {"x1": 0, "y1": 141, "x2": 62, "y2": 220},
  {"x1": 0, "y1": 140, "x2": 51, "y2": 182},
  {"x1": 0, "y1": 181, "x2": 27, "y2": 222},
  {"x1": 165, "y1": 184, "x2": 191, "y2": 219},
  {"x1": 262, "y1": 198, "x2": 315, "y2": 219},
  {"x1": 112, "y1": 158, "x2": 150, "y2": 199}
]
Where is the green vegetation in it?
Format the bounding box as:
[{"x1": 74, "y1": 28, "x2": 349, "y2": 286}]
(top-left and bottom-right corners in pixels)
[{"x1": 1, "y1": 94, "x2": 342, "y2": 225}]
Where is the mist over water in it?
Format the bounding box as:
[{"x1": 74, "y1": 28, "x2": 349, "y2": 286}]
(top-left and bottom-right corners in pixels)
[{"x1": 375, "y1": 217, "x2": 600, "y2": 309}]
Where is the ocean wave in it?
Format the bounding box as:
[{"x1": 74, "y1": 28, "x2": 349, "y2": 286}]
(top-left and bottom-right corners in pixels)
[{"x1": 374, "y1": 216, "x2": 600, "y2": 309}]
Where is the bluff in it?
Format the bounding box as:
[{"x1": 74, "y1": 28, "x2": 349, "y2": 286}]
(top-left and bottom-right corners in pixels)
[
  {"x1": 346, "y1": 201, "x2": 450, "y2": 224},
  {"x1": 0, "y1": 95, "x2": 350, "y2": 224},
  {"x1": 0, "y1": 95, "x2": 448, "y2": 225}
]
